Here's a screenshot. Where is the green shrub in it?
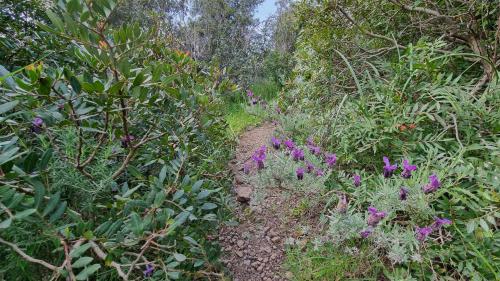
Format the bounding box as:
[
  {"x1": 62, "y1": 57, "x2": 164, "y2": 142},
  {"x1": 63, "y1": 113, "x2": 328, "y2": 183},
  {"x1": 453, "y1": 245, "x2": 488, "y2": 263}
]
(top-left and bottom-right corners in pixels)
[{"x1": 0, "y1": 1, "x2": 232, "y2": 280}]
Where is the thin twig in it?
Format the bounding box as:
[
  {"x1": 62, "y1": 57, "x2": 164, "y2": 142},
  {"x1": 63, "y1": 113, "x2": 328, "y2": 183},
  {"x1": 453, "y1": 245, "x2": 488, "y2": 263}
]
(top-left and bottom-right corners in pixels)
[{"x1": 0, "y1": 237, "x2": 59, "y2": 271}]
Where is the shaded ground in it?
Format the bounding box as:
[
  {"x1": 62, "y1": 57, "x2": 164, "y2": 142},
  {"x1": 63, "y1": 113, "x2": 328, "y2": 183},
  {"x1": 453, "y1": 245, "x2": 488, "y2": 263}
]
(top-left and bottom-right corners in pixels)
[{"x1": 219, "y1": 123, "x2": 323, "y2": 281}]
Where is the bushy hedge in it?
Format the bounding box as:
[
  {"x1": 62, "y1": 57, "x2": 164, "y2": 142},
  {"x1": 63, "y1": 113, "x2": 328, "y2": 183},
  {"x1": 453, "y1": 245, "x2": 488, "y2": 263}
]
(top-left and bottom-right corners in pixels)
[{"x1": 0, "y1": 1, "x2": 235, "y2": 280}]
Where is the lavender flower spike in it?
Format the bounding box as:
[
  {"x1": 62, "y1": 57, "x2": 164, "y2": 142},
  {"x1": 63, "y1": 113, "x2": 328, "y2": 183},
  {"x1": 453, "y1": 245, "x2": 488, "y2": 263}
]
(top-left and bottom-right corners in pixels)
[
  {"x1": 325, "y1": 153, "x2": 337, "y2": 168},
  {"x1": 367, "y1": 206, "x2": 387, "y2": 226},
  {"x1": 383, "y1": 156, "x2": 397, "y2": 178},
  {"x1": 296, "y1": 167, "x2": 305, "y2": 180},
  {"x1": 360, "y1": 227, "x2": 373, "y2": 238},
  {"x1": 284, "y1": 139, "x2": 295, "y2": 150},
  {"x1": 416, "y1": 226, "x2": 433, "y2": 242},
  {"x1": 33, "y1": 117, "x2": 44, "y2": 127},
  {"x1": 315, "y1": 168, "x2": 324, "y2": 177},
  {"x1": 305, "y1": 161, "x2": 315, "y2": 173},
  {"x1": 308, "y1": 145, "x2": 321, "y2": 155},
  {"x1": 143, "y1": 264, "x2": 154, "y2": 277},
  {"x1": 399, "y1": 187, "x2": 409, "y2": 200},
  {"x1": 271, "y1": 137, "x2": 281, "y2": 150},
  {"x1": 292, "y1": 148, "x2": 305, "y2": 161},
  {"x1": 31, "y1": 117, "x2": 44, "y2": 134},
  {"x1": 252, "y1": 145, "x2": 267, "y2": 170},
  {"x1": 432, "y1": 217, "x2": 452, "y2": 229},
  {"x1": 423, "y1": 174, "x2": 441, "y2": 193},
  {"x1": 401, "y1": 159, "x2": 417, "y2": 178},
  {"x1": 353, "y1": 174, "x2": 361, "y2": 187}
]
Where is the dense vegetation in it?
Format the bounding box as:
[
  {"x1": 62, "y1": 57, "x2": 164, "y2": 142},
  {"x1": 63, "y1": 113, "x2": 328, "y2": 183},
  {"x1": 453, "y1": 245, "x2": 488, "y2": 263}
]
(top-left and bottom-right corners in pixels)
[{"x1": 1, "y1": 0, "x2": 498, "y2": 280}]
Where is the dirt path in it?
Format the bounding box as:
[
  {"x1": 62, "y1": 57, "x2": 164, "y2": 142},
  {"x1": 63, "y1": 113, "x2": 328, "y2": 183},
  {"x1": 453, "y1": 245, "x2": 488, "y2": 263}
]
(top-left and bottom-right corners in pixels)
[{"x1": 219, "y1": 123, "x2": 320, "y2": 281}]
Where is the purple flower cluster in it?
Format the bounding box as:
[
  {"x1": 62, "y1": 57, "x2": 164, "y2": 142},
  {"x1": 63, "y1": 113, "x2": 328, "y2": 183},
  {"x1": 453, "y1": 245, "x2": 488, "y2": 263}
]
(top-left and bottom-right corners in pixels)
[
  {"x1": 271, "y1": 137, "x2": 281, "y2": 149},
  {"x1": 292, "y1": 148, "x2": 305, "y2": 161},
  {"x1": 325, "y1": 153, "x2": 337, "y2": 168},
  {"x1": 382, "y1": 156, "x2": 397, "y2": 178},
  {"x1": 360, "y1": 227, "x2": 373, "y2": 238},
  {"x1": 399, "y1": 187, "x2": 409, "y2": 200},
  {"x1": 353, "y1": 174, "x2": 361, "y2": 187},
  {"x1": 296, "y1": 167, "x2": 304, "y2": 180},
  {"x1": 423, "y1": 174, "x2": 441, "y2": 193},
  {"x1": 359, "y1": 207, "x2": 387, "y2": 238},
  {"x1": 305, "y1": 161, "x2": 315, "y2": 173},
  {"x1": 416, "y1": 217, "x2": 452, "y2": 242},
  {"x1": 252, "y1": 145, "x2": 267, "y2": 170},
  {"x1": 31, "y1": 117, "x2": 44, "y2": 134},
  {"x1": 401, "y1": 159, "x2": 417, "y2": 178},
  {"x1": 306, "y1": 137, "x2": 321, "y2": 155},
  {"x1": 367, "y1": 206, "x2": 387, "y2": 227},
  {"x1": 284, "y1": 139, "x2": 295, "y2": 150},
  {"x1": 143, "y1": 264, "x2": 154, "y2": 277}
]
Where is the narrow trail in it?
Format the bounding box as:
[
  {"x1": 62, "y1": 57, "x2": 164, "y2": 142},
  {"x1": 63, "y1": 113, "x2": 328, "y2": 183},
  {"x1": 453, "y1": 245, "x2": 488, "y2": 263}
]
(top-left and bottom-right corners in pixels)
[{"x1": 219, "y1": 123, "x2": 321, "y2": 281}]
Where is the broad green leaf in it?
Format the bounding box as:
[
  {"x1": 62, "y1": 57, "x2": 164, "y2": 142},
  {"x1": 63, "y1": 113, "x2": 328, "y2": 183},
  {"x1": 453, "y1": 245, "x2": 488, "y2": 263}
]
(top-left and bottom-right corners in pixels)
[
  {"x1": 72, "y1": 257, "x2": 93, "y2": 268},
  {"x1": 0, "y1": 218, "x2": 12, "y2": 229},
  {"x1": 14, "y1": 208, "x2": 37, "y2": 220},
  {"x1": 75, "y1": 264, "x2": 101, "y2": 280},
  {"x1": 49, "y1": 201, "x2": 67, "y2": 223},
  {"x1": 200, "y1": 203, "x2": 217, "y2": 210},
  {"x1": 42, "y1": 192, "x2": 61, "y2": 217},
  {"x1": 0, "y1": 100, "x2": 19, "y2": 115},
  {"x1": 70, "y1": 243, "x2": 92, "y2": 258},
  {"x1": 173, "y1": 253, "x2": 186, "y2": 262},
  {"x1": 33, "y1": 181, "x2": 45, "y2": 209}
]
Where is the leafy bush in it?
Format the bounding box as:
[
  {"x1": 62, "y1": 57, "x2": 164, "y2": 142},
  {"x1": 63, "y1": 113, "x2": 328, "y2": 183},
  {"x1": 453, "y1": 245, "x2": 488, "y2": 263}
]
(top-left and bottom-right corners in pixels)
[
  {"x1": 0, "y1": 1, "x2": 233, "y2": 280},
  {"x1": 268, "y1": 34, "x2": 499, "y2": 280}
]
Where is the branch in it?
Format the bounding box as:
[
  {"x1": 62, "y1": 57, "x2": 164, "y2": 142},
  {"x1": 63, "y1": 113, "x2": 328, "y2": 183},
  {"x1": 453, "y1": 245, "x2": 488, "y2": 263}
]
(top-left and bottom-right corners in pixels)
[
  {"x1": 336, "y1": 5, "x2": 406, "y2": 49},
  {"x1": 89, "y1": 241, "x2": 128, "y2": 280},
  {"x1": 0, "y1": 237, "x2": 58, "y2": 271},
  {"x1": 387, "y1": 0, "x2": 446, "y2": 18},
  {"x1": 111, "y1": 131, "x2": 167, "y2": 179}
]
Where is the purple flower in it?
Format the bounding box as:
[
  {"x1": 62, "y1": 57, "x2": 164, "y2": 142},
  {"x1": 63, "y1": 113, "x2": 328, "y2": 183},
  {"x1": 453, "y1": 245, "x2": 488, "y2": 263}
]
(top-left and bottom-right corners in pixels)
[
  {"x1": 432, "y1": 217, "x2": 452, "y2": 229},
  {"x1": 306, "y1": 137, "x2": 315, "y2": 146},
  {"x1": 367, "y1": 207, "x2": 387, "y2": 226},
  {"x1": 399, "y1": 187, "x2": 409, "y2": 200},
  {"x1": 251, "y1": 98, "x2": 258, "y2": 105},
  {"x1": 121, "y1": 134, "x2": 135, "y2": 148},
  {"x1": 325, "y1": 153, "x2": 337, "y2": 168},
  {"x1": 292, "y1": 148, "x2": 305, "y2": 161},
  {"x1": 416, "y1": 226, "x2": 433, "y2": 242},
  {"x1": 360, "y1": 227, "x2": 373, "y2": 238},
  {"x1": 315, "y1": 168, "x2": 324, "y2": 177},
  {"x1": 305, "y1": 161, "x2": 315, "y2": 173},
  {"x1": 383, "y1": 156, "x2": 397, "y2": 178},
  {"x1": 143, "y1": 264, "x2": 154, "y2": 277},
  {"x1": 423, "y1": 174, "x2": 441, "y2": 193},
  {"x1": 32, "y1": 117, "x2": 43, "y2": 127},
  {"x1": 271, "y1": 137, "x2": 281, "y2": 149},
  {"x1": 284, "y1": 139, "x2": 295, "y2": 150},
  {"x1": 336, "y1": 194, "x2": 348, "y2": 213},
  {"x1": 401, "y1": 159, "x2": 417, "y2": 178},
  {"x1": 252, "y1": 145, "x2": 267, "y2": 170},
  {"x1": 243, "y1": 163, "x2": 250, "y2": 175},
  {"x1": 31, "y1": 117, "x2": 44, "y2": 134},
  {"x1": 247, "y1": 90, "x2": 253, "y2": 97},
  {"x1": 296, "y1": 167, "x2": 304, "y2": 180},
  {"x1": 308, "y1": 145, "x2": 321, "y2": 155},
  {"x1": 353, "y1": 174, "x2": 361, "y2": 187}
]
